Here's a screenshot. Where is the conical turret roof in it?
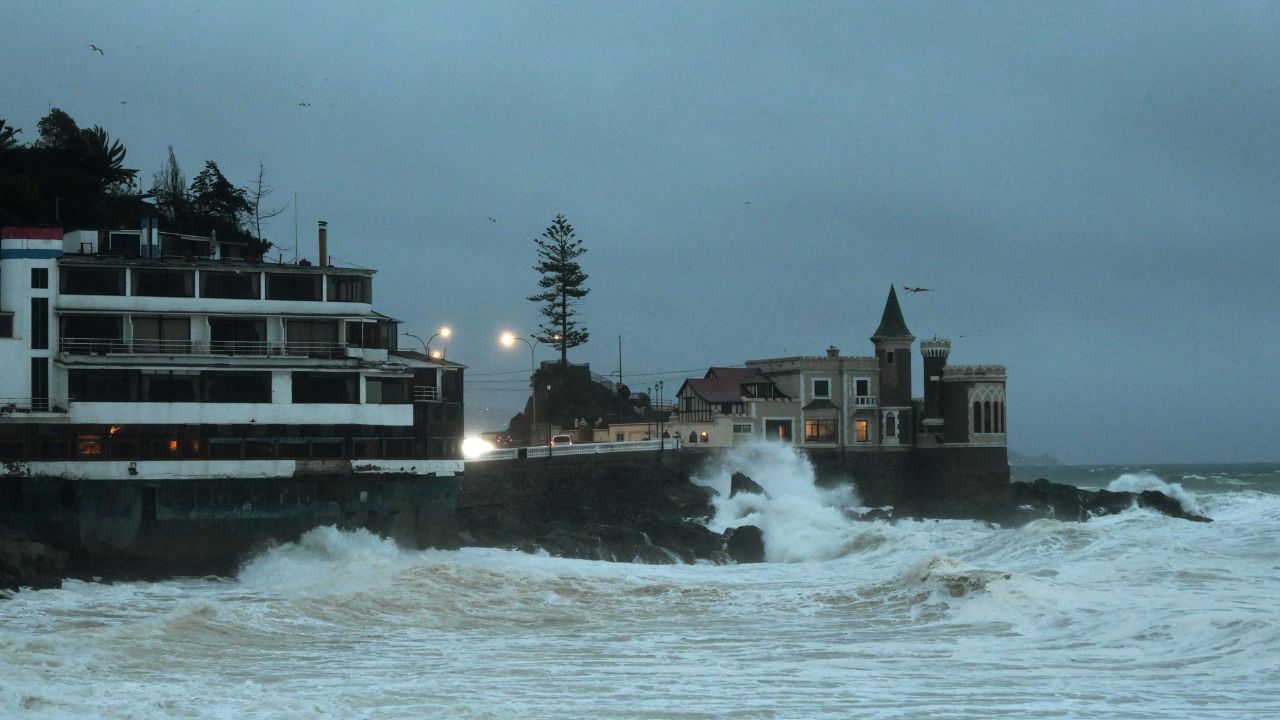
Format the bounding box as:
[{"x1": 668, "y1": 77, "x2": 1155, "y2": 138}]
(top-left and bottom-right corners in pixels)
[{"x1": 870, "y1": 285, "x2": 914, "y2": 342}]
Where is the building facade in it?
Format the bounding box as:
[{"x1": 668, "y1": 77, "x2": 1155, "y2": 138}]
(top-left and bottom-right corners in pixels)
[{"x1": 666, "y1": 286, "x2": 1007, "y2": 451}]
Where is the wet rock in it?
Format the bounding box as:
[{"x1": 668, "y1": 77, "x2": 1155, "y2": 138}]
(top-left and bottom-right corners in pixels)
[
  {"x1": 724, "y1": 525, "x2": 765, "y2": 564},
  {"x1": 1010, "y1": 479, "x2": 1212, "y2": 524},
  {"x1": 730, "y1": 472, "x2": 769, "y2": 499},
  {"x1": 1, "y1": 525, "x2": 68, "y2": 593}
]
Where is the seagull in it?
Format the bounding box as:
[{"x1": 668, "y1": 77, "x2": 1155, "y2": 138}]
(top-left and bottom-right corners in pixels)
[
  {"x1": 743, "y1": 201, "x2": 751, "y2": 205},
  {"x1": 298, "y1": 102, "x2": 311, "y2": 107},
  {"x1": 487, "y1": 216, "x2": 496, "y2": 223},
  {"x1": 119, "y1": 101, "x2": 127, "y2": 104},
  {"x1": 88, "y1": 44, "x2": 104, "y2": 55},
  {"x1": 903, "y1": 286, "x2": 931, "y2": 293}
]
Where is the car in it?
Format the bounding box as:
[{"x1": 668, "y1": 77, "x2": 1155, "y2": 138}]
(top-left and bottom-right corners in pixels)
[{"x1": 549, "y1": 434, "x2": 573, "y2": 447}]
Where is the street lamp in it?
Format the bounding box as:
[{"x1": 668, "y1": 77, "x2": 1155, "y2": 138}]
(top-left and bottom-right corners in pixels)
[
  {"x1": 427, "y1": 326, "x2": 451, "y2": 358},
  {"x1": 500, "y1": 332, "x2": 537, "y2": 445}
]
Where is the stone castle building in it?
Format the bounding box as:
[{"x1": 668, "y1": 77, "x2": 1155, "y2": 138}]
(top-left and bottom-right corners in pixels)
[{"x1": 666, "y1": 286, "x2": 1007, "y2": 452}]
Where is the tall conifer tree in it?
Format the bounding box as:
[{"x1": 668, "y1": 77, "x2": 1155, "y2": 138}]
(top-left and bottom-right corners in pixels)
[{"x1": 529, "y1": 214, "x2": 590, "y2": 365}]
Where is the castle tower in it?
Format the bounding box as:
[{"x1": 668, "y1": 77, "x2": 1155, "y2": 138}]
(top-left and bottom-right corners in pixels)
[
  {"x1": 870, "y1": 286, "x2": 915, "y2": 445},
  {"x1": 920, "y1": 337, "x2": 951, "y2": 432}
]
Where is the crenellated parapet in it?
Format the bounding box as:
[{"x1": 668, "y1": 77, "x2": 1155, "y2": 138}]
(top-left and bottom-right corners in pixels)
[
  {"x1": 919, "y1": 338, "x2": 951, "y2": 358},
  {"x1": 942, "y1": 365, "x2": 1006, "y2": 381}
]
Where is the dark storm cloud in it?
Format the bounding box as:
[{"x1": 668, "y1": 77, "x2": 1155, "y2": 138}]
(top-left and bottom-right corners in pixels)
[{"x1": 3, "y1": 1, "x2": 1275, "y2": 461}]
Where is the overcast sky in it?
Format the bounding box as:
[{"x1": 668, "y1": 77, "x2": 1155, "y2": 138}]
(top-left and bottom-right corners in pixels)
[{"x1": 4, "y1": 1, "x2": 1277, "y2": 463}]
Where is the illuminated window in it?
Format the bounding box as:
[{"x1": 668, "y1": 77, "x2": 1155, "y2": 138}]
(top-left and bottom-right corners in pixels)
[
  {"x1": 804, "y1": 419, "x2": 837, "y2": 442},
  {"x1": 75, "y1": 436, "x2": 103, "y2": 457},
  {"x1": 855, "y1": 419, "x2": 869, "y2": 443}
]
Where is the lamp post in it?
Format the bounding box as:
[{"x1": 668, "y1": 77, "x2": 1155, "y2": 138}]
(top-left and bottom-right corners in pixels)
[
  {"x1": 655, "y1": 380, "x2": 665, "y2": 450},
  {"x1": 402, "y1": 332, "x2": 428, "y2": 355},
  {"x1": 501, "y1": 332, "x2": 537, "y2": 445},
  {"x1": 426, "y1": 326, "x2": 451, "y2": 358}
]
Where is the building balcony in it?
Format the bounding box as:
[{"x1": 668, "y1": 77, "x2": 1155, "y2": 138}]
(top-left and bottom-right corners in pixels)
[
  {"x1": 412, "y1": 385, "x2": 440, "y2": 402},
  {"x1": 852, "y1": 395, "x2": 877, "y2": 407},
  {"x1": 60, "y1": 338, "x2": 360, "y2": 360}
]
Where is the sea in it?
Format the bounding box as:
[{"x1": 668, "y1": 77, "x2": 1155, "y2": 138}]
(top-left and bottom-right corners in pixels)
[{"x1": 2, "y1": 445, "x2": 1277, "y2": 719}]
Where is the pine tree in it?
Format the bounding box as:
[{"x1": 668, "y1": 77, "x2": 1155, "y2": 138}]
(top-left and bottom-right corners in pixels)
[{"x1": 528, "y1": 214, "x2": 590, "y2": 365}]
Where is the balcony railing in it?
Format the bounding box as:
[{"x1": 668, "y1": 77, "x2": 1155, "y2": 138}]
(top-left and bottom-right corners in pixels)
[
  {"x1": 0, "y1": 397, "x2": 66, "y2": 414},
  {"x1": 413, "y1": 385, "x2": 440, "y2": 402},
  {"x1": 852, "y1": 395, "x2": 876, "y2": 407},
  {"x1": 60, "y1": 337, "x2": 359, "y2": 359}
]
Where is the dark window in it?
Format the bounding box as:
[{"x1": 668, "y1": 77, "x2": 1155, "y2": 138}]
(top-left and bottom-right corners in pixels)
[
  {"x1": 287, "y1": 320, "x2": 339, "y2": 356},
  {"x1": 70, "y1": 370, "x2": 137, "y2": 402},
  {"x1": 813, "y1": 379, "x2": 830, "y2": 398},
  {"x1": 31, "y1": 267, "x2": 48, "y2": 289},
  {"x1": 973, "y1": 402, "x2": 982, "y2": 433},
  {"x1": 203, "y1": 372, "x2": 271, "y2": 403},
  {"x1": 142, "y1": 374, "x2": 198, "y2": 402},
  {"x1": 292, "y1": 373, "x2": 358, "y2": 403},
  {"x1": 804, "y1": 419, "x2": 837, "y2": 442},
  {"x1": 103, "y1": 232, "x2": 141, "y2": 256},
  {"x1": 884, "y1": 414, "x2": 897, "y2": 437},
  {"x1": 133, "y1": 269, "x2": 194, "y2": 297},
  {"x1": 209, "y1": 317, "x2": 267, "y2": 354},
  {"x1": 267, "y1": 273, "x2": 322, "y2": 301},
  {"x1": 327, "y1": 275, "x2": 371, "y2": 303},
  {"x1": 384, "y1": 438, "x2": 412, "y2": 458},
  {"x1": 1000, "y1": 402, "x2": 1006, "y2": 433},
  {"x1": 719, "y1": 403, "x2": 734, "y2": 414},
  {"x1": 0, "y1": 313, "x2": 12, "y2": 338},
  {"x1": 855, "y1": 379, "x2": 870, "y2": 397},
  {"x1": 983, "y1": 401, "x2": 992, "y2": 433},
  {"x1": 60, "y1": 266, "x2": 125, "y2": 295},
  {"x1": 133, "y1": 316, "x2": 190, "y2": 353},
  {"x1": 0, "y1": 440, "x2": 25, "y2": 461},
  {"x1": 30, "y1": 358, "x2": 49, "y2": 411},
  {"x1": 366, "y1": 378, "x2": 409, "y2": 404},
  {"x1": 345, "y1": 321, "x2": 384, "y2": 348},
  {"x1": 159, "y1": 233, "x2": 210, "y2": 258},
  {"x1": 764, "y1": 419, "x2": 793, "y2": 442},
  {"x1": 61, "y1": 315, "x2": 124, "y2": 353},
  {"x1": 30, "y1": 298, "x2": 48, "y2": 349},
  {"x1": 886, "y1": 350, "x2": 894, "y2": 364},
  {"x1": 201, "y1": 271, "x2": 260, "y2": 299}
]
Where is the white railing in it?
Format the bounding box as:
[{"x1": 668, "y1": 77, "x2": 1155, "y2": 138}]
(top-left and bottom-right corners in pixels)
[
  {"x1": 468, "y1": 438, "x2": 681, "y2": 462},
  {"x1": 61, "y1": 338, "x2": 353, "y2": 359},
  {"x1": 0, "y1": 397, "x2": 65, "y2": 414},
  {"x1": 852, "y1": 395, "x2": 877, "y2": 407},
  {"x1": 413, "y1": 385, "x2": 440, "y2": 402}
]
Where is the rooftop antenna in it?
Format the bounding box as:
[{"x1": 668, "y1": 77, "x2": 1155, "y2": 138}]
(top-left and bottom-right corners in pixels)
[{"x1": 292, "y1": 193, "x2": 299, "y2": 262}]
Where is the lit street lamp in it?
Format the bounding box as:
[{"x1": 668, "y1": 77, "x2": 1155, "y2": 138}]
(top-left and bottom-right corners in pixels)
[
  {"x1": 500, "y1": 332, "x2": 537, "y2": 445},
  {"x1": 403, "y1": 327, "x2": 451, "y2": 360}
]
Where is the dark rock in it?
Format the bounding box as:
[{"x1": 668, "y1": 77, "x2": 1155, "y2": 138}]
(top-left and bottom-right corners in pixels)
[
  {"x1": 1, "y1": 524, "x2": 69, "y2": 593},
  {"x1": 851, "y1": 507, "x2": 894, "y2": 522},
  {"x1": 1010, "y1": 479, "x2": 1212, "y2": 524},
  {"x1": 724, "y1": 525, "x2": 765, "y2": 563},
  {"x1": 730, "y1": 472, "x2": 769, "y2": 499}
]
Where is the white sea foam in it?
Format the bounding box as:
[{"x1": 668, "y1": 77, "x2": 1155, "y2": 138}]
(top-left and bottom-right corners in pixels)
[
  {"x1": 1106, "y1": 471, "x2": 1204, "y2": 515},
  {"x1": 3, "y1": 459, "x2": 1279, "y2": 719}
]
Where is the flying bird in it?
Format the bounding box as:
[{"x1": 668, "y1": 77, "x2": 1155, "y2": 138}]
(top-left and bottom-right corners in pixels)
[
  {"x1": 487, "y1": 216, "x2": 496, "y2": 223},
  {"x1": 88, "y1": 44, "x2": 104, "y2": 55},
  {"x1": 743, "y1": 201, "x2": 751, "y2": 205},
  {"x1": 298, "y1": 102, "x2": 311, "y2": 107},
  {"x1": 903, "y1": 287, "x2": 931, "y2": 293}
]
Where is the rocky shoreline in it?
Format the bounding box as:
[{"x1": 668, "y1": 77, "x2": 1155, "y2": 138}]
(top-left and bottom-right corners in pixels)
[{"x1": 3, "y1": 473, "x2": 1211, "y2": 594}]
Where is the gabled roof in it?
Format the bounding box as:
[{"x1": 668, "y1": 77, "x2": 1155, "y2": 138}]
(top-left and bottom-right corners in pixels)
[
  {"x1": 871, "y1": 285, "x2": 914, "y2": 342},
  {"x1": 680, "y1": 367, "x2": 785, "y2": 403}
]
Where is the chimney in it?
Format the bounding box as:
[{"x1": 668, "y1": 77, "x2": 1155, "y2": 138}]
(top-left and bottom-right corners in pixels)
[
  {"x1": 317, "y1": 220, "x2": 328, "y2": 267},
  {"x1": 826, "y1": 345, "x2": 840, "y2": 358}
]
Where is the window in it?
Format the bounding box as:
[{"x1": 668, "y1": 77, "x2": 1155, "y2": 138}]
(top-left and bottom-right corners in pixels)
[
  {"x1": 287, "y1": 320, "x2": 339, "y2": 356},
  {"x1": 855, "y1": 419, "x2": 869, "y2": 443},
  {"x1": 328, "y1": 274, "x2": 371, "y2": 303},
  {"x1": 719, "y1": 402, "x2": 734, "y2": 414},
  {"x1": 201, "y1": 271, "x2": 259, "y2": 299},
  {"x1": 366, "y1": 378, "x2": 409, "y2": 404},
  {"x1": 984, "y1": 401, "x2": 992, "y2": 433},
  {"x1": 30, "y1": 298, "x2": 48, "y2": 349},
  {"x1": 60, "y1": 266, "x2": 124, "y2": 295},
  {"x1": 805, "y1": 419, "x2": 837, "y2": 442},
  {"x1": 70, "y1": 370, "x2": 138, "y2": 402},
  {"x1": 133, "y1": 269, "x2": 194, "y2": 297},
  {"x1": 973, "y1": 401, "x2": 982, "y2": 434},
  {"x1": 292, "y1": 372, "x2": 358, "y2": 403},
  {"x1": 142, "y1": 373, "x2": 198, "y2": 402},
  {"x1": 733, "y1": 424, "x2": 753, "y2": 434},
  {"x1": 104, "y1": 232, "x2": 141, "y2": 256},
  {"x1": 346, "y1": 320, "x2": 384, "y2": 349},
  {"x1": 31, "y1": 268, "x2": 48, "y2": 289},
  {"x1": 886, "y1": 350, "x2": 894, "y2": 364},
  {"x1": 855, "y1": 379, "x2": 870, "y2": 398},
  {"x1": 31, "y1": 358, "x2": 49, "y2": 411},
  {"x1": 203, "y1": 372, "x2": 271, "y2": 403},
  {"x1": 209, "y1": 317, "x2": 266, "y2": 354},
  {"x1": 812, "y1": 379, "x2": 830, "y2": 399},
  {"x1": 764, "y1": 419, "x2": 793, "y2": 442},
  {"x1": 884, "y1": 413, "x2": 897, "y2": 437},
  {"x1": 267, "y1": 273, "x2": 322, "y2": 301},
  {"x1": 0, "y1": 313, "x2": 12, "y2": 338},
  {"x1": 133, "y1": 316, "x2": 190, "y2": 353}
]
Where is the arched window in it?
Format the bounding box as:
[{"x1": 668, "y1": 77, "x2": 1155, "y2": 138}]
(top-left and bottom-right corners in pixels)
[
  {"x1": 994, "y1": 401, "x2": 1002, "y2": 433},
  {"x1": 983, "y1": 401, "x2": 992, "y2": 433},
  {"x1": 1000, "y1": 402, "x2": 1006, "y2": 433},
  {"x1": 688, "y1": 431, "x2": 698, "y2": 443},
  {"x1": 973, "y1": 401, "x2": 981, "y2": 433},
  {"x1": 885, "y1": 413, "x2": 896, "y2": 437}
]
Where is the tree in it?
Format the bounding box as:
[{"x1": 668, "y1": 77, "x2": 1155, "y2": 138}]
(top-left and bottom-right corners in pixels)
[
  {"x1": 242, "y1": 160, "x2": 287, "y2": 245},
  {"x1": 528, "y1": 214, "x2": 590, "y2": 365},
  {"x1": 80, "y1": 125, "x2": 137, "y2": 192},
  {"x1": 150, "y1": 145, "x2": 187, "y2": 224},
  {"x1": 190, "y1": 160, "x2": 250, "y2": 225},
  {"x1": 35, "y1": 108, "x2": 83, "y2": 153},
  {"x1": 0, "y1": 118, "x2": 19, "y2": 151}
]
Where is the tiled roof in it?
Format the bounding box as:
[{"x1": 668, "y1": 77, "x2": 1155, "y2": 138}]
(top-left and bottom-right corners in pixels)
[{"x1": 685, "y1": 367, "x2": 772, "y2": 403}]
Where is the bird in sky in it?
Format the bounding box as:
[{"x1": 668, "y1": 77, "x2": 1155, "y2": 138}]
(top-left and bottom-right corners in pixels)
[
  {"x1": 88, "y1": 44, "x2": 104, "y2": 55},
  {"x1": 903, "y1": 287, "x2": 931, "y2": 293},
  {"x1": 743, "y1": 201, "x2": 751, "y2": 205},
  {"x1": 298, "y1": 102, "x2": 311, "y2": 107},
  {"x1": 487, "y1": 216, "x2": 496, "y2": 223}
]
